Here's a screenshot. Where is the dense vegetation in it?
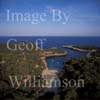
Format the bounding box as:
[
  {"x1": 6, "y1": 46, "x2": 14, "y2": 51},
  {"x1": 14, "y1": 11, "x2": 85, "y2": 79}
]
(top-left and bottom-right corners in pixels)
[
  {"x1": 0, "y1": 43, "x2": 100, "y2": 100},
  {"x1": 73, "y1": 45, "x2": 100, "y2": 58},
  {"x1": 73, "y1": 45, "x2": 99, "y2": 50},
  {"x1": 58, "y1": 57, "x2": 100, "y2": 100},
  {"x1": 0, "y1": 43, "x2": 66, "y2": 100},
  {"x1": 0, "y1": 43, "x2": 43, "y2": 100},
  {"x1": 90, "y1": 48, "x2": 100, "y2": 57},
  {"x1": 36, "y1": 57, "x2": 100, "y2": 100},
  {"x1": 45, "y1": 48, "x2": 65, "y2": 54}
]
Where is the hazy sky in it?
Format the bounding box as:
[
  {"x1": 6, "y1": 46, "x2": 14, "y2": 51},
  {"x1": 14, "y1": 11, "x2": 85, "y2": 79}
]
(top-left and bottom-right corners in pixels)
[{"x1": 0, "y1": 0, "x2": 100, "y2": 36}]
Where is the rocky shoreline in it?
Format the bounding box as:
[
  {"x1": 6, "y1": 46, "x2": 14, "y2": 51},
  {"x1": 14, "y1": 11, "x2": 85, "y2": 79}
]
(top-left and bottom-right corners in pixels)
[
  {"x1": 63, "y1": 45, "x2": 92, "y2": 52},
  {"x1": 40, "y1": 48, "x2": 67, "y2": 88},
  {"x1": 63, "y1": 45, "x2": 100, "y2": 58}
]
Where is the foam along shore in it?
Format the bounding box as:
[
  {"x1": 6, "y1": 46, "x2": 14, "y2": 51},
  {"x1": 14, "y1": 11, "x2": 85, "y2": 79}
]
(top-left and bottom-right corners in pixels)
[{"x1": 63, "y1": 45, "x2": 94, "y2": 52}]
